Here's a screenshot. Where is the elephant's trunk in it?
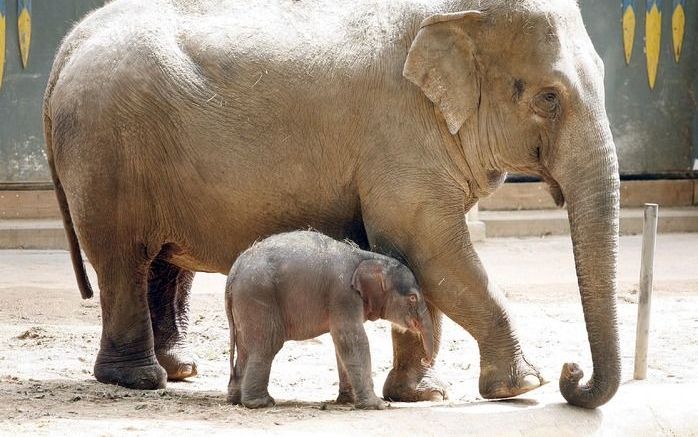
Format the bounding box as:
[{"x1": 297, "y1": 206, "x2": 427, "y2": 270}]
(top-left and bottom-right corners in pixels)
[
  {"x1": 551, "y1": 122, "x2": 621, "y2": 409},
  {"x1": 417, "y1": 307, "x2": 435, "y2": 366}
]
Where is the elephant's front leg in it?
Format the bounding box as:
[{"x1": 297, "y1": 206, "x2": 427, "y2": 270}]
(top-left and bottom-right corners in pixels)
[
  {"x1": 335, "y1": 352, "x2": 355, "y2": 404},
  {"x1": 148, "y1": 258, "x2": 197, "y2": 380},
  {"x1": 425, "y1": 247, "x2": 544, "y2": 399},
  {"x1": 364, "y1": 190, "x2": 543, "y2": 401}
]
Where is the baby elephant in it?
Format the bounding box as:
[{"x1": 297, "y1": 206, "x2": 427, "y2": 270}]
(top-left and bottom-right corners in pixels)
[{"x1": 225, "y1": 231, "x2": 434, "y2": 410}]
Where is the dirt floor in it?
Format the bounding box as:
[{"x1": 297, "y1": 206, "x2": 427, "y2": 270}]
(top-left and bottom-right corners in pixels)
[{"x1": 1, "y1": 234, "x2": 697, "y2": 435}]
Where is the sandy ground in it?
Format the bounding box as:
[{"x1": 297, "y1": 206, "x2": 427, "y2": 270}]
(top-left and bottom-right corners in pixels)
[{"x1": 1, "y1": 234, "x2": 697, "y2": 435}]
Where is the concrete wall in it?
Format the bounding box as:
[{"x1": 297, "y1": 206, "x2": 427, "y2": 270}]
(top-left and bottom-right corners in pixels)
[
  {"x1": 582, "y1": 0, "x2": 697, "y2": 175},
  {"x1": 0, "y1": 0, "x2": 104, "y2": 183},
  {"x1": 0, "y1": 1, "x2": 696, "y2": 184}
]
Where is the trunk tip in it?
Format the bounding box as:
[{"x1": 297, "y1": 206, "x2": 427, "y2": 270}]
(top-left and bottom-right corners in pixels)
[
  {"x1": 559, "y1": 362, "x2": 619, "y2": 409},
  {"x1": 561, "y1": 362, "x2": 584, "y2": 384}
]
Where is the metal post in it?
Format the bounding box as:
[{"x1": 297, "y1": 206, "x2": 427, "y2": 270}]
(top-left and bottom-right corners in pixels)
[{"x1": 633, "y1": 203, "x2": 658, "y2": 380}]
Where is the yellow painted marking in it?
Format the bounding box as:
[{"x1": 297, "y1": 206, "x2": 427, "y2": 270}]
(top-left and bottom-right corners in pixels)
[
  {"x1": 0, "y1": 14, "x2": 5, "y2": 90},
  {"x1": 672, "y1": 4, "x2": 685, "y2": 62},
  {"x1": 17, "y1": 6, "x2": 30, "y2": 68},
  {"x1": 623, "y1": 6, "x2": 636, "y2": 64},
  {"x1": 645, "y1": 4, "x2": 661, "y2": 89}
]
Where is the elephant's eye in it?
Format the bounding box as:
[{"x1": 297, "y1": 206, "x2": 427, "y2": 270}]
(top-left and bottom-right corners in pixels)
[
  {"x1": 408, "y1": 295, "x2": 418, "y2": 303},
  {"x1": 533, "y1": 89, "x2": 561, "y2": 119}
]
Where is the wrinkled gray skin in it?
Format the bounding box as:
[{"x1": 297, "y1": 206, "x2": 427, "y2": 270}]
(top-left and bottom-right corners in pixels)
[
  {"x1": 225, "y1": 231, "x2": 434, "y2": 410},
  {"x1": 44, "y1": 0, "x2": 620, "y2": 408}
]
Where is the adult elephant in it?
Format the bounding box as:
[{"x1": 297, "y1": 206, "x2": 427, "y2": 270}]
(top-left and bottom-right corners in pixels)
[{"x1": 44, "y1": 0, "x2": 620, "y2": 408}]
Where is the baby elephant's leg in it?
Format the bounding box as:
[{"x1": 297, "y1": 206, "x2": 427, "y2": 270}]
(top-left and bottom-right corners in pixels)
[
  {"x1": 335, "y1": 352, "x2": 355, "y2": 404},
  {"x1": 241, "y1": 351, "x2": 278, "y2": 409},
  {"x1": 331, "y1": 323, "x2": 386, "y2": 410},
  {"x1": 231, "y1": 304, "x2": 282, "y2": 408},
  {"x1": 239, "y1": 318, "x2": 283, "y2": 409},
  {"x1": 228, "y1": 279, "x2": 282, "y2": 409},
  {"x1": 227, "y1": 348, "x2": 245, "y2": 405}
]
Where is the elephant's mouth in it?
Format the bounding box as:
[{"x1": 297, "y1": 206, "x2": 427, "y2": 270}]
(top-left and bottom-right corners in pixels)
[
  {"x1": 535, "y1": 141, "x2": 565, "y2": 208},
  {"x1": 407, "y1": 318, "x2": 421, "y2": 334},
  {"x1": 544, "y1": 176, "x2": 565, "y2": 207},
  {"x1": 538, "y1": 166, "x2": 565, "y2": 208}
]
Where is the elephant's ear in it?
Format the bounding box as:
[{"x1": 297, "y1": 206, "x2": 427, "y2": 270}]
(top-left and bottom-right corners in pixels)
[
  {"x1": 351, "y1": 260, "x2": 387, "y2": 321},
  {"x1": 403, "y1": 11, "x2": 484, "y2": 135}
]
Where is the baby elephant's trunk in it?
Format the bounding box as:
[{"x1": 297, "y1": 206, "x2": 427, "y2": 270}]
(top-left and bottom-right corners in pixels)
[{"x1": 417, "y1": 309, "x2": 435, "y2": 366}]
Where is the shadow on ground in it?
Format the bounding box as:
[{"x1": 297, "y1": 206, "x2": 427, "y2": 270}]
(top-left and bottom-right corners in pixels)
[{"x1": 0, "y1": 374, "x2": 610, "y2": 435}]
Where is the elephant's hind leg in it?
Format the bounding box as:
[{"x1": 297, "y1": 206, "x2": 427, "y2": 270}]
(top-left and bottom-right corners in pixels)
[
  {"x1": 93, "y1": 244, "x2": 167, "y2": 389},
  {"x1": 148, "y1": 256, "x2": 197, "y2": 380}
]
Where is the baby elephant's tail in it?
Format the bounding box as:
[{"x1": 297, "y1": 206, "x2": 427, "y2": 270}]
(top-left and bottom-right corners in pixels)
[
  {"x1": 225, "y1": 267, "x2": 238, "y2": 382},
  {"x1": 225, "y1": 291, "x2": 236, "y2": 380}
]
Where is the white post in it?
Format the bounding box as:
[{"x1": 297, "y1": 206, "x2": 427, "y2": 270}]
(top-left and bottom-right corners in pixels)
[{"x1": 633, "y1": 203, "x2": 658, "y2": 380}]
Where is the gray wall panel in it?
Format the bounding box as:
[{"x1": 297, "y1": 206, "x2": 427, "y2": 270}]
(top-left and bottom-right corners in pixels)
[
  {"x1": 582, "y1": 0, "x2": 696, "y2": 174},
  {"x1": 0, "y1": 0, "x2": 103, "y2": 183}
]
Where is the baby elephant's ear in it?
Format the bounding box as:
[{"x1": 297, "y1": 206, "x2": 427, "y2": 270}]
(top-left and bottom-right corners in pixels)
[{"x1": 351, "y1": 260, "x2": 387, "y2": 321}]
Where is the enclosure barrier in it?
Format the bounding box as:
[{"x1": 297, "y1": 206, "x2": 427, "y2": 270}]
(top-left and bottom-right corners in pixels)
[{"x1": 633, "y1": 203, "x2": 658, "y2": 380}]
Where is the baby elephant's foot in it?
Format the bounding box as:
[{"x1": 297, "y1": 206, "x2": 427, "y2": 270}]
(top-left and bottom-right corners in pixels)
[
  {"x1": 227, "y1": 387, "x2": 241, "y2": 405},
  {"x1": 335, "y1": 390, "x2": 355, "y2": 404},
  {"x1": 242, "y1": 394, "x2": 276, "y2": 409},
  {"x1": 355, "y1": 395, "x2": 387, "y2": 410}
]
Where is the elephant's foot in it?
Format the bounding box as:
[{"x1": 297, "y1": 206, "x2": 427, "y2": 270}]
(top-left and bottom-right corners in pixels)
[
  {"x1": 94, "y1": 356, "x2": 167, "y2": 390},
  {"x1": 227, "y1": 378, "x2": 242, "y2": 404},
  {"x1": 335, "y1": 389, "x2": 355, "y2": 404},
  {"x1": 227, "y1": 390, "x2": 241, "y2": 405},
  {"x1": 242, "y1": 394, "x2": 275, "y2": 409},
  {"x1": 383, "y1": 366, "x2": 448, "y2": 402},
  {"x1": 479, "y1": 356, "x2": 546, "y2": 399},
  {"x1": 355, "y1": 395, "x2": 387, "y2": 410},
  {"x1": 156, "y1": 348, "x2": 198, "y2": 381}
]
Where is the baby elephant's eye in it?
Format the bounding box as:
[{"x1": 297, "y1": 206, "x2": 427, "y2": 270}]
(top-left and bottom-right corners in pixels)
[{"x1": 408, "y1": 295, "x2": 418, "y2": 303}]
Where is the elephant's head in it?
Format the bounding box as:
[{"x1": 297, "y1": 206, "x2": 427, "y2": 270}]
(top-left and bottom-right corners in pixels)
[
  {"x1": 352, "y1": 259, "x2": 435, "y2": 365},
  {"x1": 403, "y1": 1, "x2": 620, "y2": 408}
]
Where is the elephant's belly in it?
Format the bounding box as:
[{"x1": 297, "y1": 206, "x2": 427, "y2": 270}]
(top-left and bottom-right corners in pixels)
[
  {"x1": 167, "y1": 252, "x2": 222, "y2": 274},
  {"x1": 160, "y1": 211, "x2": 369, "y2": 276}
]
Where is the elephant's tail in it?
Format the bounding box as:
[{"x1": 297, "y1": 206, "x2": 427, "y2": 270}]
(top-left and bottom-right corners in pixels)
[{"x1": 43, "y1": 100, "x2": 94, "y2": 300}]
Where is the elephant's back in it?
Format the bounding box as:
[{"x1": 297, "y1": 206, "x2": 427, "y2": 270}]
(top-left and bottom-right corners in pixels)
[
  {"x1": 229, "y1": 230, "x2": 357, "y2": 297},
  {"x1": 46, "y1": 0, "x2": 440, "y2": 139},
  {"x1": 48, "y1": 0, "x2": 205, "y2": 114},
  {"x1": 46, "y1": 0, "x2": 210, "y2": 180},
  {"x1": 50, "y1": 0, "x2": 433, "y2": 90},
  {"x1": 237, "y1": 231, "x2": 359, "y2": 271}
]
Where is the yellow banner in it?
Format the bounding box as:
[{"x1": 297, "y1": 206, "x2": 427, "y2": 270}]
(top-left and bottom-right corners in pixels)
[
  {"x1": 645, "y1": 2, "x2": 662, "y2": 89},
  {"x1": 17, "y1": 0, "x2": 30, "y2": 68},
  {"x1": 672, "y1": 2, "x2": 686, "y2": 62},
  {"x1": 0, "y1": 5, "x2": 5, "y2": 90}
]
